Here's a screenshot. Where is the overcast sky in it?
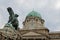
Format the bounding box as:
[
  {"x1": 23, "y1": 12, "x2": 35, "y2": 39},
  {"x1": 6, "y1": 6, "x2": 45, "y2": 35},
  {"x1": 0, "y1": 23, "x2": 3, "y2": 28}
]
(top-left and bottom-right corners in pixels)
[{"x1": 0, "y1": 0, "x2": 60, "y2": 32}]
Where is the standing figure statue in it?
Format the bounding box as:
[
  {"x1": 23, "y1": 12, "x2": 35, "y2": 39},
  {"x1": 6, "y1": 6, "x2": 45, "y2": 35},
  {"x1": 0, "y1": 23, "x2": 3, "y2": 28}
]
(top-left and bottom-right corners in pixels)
[{"x1": 7, "y1": 7, "x2": 19, "y2": 30}]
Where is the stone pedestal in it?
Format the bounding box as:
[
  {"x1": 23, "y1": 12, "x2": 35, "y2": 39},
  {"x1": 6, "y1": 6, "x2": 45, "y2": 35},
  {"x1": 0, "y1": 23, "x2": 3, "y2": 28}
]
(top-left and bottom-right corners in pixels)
[{"x1": 0, "y1": 23, "x2": 21, "y2": 40}]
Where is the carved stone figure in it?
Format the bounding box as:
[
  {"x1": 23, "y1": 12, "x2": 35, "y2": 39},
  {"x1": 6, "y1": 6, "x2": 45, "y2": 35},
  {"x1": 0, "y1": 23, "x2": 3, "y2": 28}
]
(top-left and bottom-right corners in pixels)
[{"x1": 7, "y1": 7, "x2": 19, "y2": 30}]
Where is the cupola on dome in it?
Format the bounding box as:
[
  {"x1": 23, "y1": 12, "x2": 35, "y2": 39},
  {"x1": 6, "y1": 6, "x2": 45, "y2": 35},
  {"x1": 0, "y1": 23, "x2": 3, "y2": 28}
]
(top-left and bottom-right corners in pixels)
[{"x1": 26, "y1": 11, "x2": 42, "y2": 18}]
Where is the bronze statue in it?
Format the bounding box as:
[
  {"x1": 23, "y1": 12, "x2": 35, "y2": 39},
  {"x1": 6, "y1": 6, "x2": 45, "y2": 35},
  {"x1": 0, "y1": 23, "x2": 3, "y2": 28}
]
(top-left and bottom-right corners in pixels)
[{"x1": 7, "y1": 7, "x2": 19, "y2": 30}]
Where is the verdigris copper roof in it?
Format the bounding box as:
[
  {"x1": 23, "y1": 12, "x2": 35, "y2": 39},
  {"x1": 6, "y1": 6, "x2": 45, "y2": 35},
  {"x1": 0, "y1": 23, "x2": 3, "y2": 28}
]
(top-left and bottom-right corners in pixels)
[{"x1": 27, "y1": 11, "x2": 42, "y2": 18}]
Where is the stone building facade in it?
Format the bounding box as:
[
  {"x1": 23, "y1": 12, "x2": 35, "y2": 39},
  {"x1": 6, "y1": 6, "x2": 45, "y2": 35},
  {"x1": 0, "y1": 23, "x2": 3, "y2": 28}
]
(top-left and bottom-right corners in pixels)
[
  {"x1": 20, "y1": 11, "x2": 60, "y2": 40},
  {"x1": 0, "y1": 11, "x2": 60, "y2": 40}
]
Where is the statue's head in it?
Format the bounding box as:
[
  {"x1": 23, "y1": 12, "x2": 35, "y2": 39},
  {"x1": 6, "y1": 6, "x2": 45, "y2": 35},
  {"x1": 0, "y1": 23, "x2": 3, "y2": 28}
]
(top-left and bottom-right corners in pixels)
[{"x1": 15, "y1": 14, "x2": 19, "y2": 17}]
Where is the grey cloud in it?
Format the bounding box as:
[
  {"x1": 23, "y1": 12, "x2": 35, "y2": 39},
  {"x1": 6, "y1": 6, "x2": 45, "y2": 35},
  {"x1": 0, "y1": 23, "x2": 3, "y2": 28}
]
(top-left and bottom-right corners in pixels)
[{"x1": 0, "y1": 0, "x2": 60, "y2": 31}]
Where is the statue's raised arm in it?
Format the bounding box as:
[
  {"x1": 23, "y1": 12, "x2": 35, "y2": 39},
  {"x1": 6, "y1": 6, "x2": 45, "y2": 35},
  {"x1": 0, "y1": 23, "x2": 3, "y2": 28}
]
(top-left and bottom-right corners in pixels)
[
  {"x1": 7, "y1": 7, "x2": 15, "y2": 23},
  {"x1": 7, "y1": 7, "x2": 14, "y2": 16}
]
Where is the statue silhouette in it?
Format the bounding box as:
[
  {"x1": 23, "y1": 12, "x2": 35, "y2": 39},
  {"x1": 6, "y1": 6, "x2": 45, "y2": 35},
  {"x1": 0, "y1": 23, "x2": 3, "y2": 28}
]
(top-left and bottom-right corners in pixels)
[{"x1": 7, "y1": 7, "x2": 19, "y2": 30}]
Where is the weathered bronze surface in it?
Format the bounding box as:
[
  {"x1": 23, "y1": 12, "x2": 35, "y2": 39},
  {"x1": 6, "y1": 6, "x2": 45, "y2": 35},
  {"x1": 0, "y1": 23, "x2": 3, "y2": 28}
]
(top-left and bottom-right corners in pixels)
[{"x1": 7, "y1": 7, "x2": 19, "y2": 30}]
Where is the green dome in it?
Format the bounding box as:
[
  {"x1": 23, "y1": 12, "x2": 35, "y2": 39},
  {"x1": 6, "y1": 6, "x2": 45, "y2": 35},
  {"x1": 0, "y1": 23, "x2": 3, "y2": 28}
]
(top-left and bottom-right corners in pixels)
[{"x1": 27, "y1": 11, "x2": 42, "y2": 18}]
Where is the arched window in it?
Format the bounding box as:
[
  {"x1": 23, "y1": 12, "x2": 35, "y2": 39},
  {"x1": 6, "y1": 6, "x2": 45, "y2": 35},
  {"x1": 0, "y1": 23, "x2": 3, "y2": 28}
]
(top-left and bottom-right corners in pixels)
[
  {"x1": 5, "y1": 37, "x2": 7, "y2": 39},
  {"x1": 23, "y1": 39, "x2": 26, "y2": 40},
  {"x1": 36, "y1": 39, "x2": 41, "y2": 40},
  {"x1": 36, "y1": 19, "x2": 38, "y2": 21},
  {"x1": 43, "y1": 39, "x2": 45, "y2": 40},
  {"x1": 28, "y1": 39, "x2": 34, "y2": 40}
]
